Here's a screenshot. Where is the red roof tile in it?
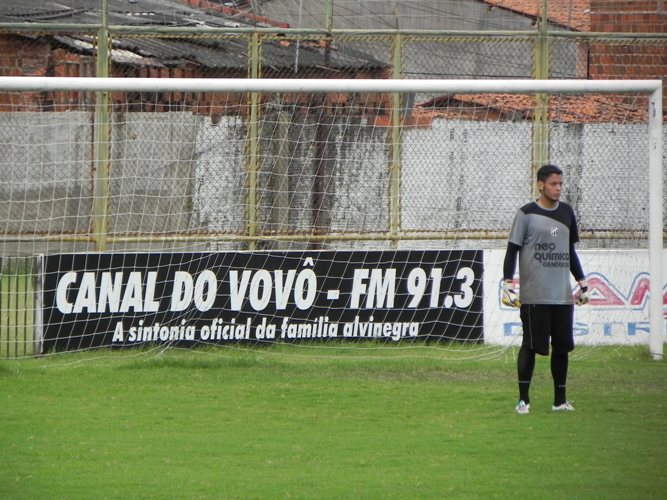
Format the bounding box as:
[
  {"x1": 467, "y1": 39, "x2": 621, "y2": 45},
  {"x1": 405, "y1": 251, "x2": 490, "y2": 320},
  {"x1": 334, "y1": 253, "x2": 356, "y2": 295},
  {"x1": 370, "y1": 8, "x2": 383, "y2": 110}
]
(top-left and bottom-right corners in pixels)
[
  {"x1": 483, "y1": 0, "x2": 590, "y2": 32},
  {"x1": 418, "y1": 93, "x2": 646, "y2": 124}
]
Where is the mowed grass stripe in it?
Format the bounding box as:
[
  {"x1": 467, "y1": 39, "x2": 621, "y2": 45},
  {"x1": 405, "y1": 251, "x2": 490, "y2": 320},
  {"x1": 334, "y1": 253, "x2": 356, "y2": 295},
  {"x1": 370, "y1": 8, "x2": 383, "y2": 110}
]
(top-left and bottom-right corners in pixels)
[{"x1": 0, "y1": 346, "x2": 665, "y2": 499}]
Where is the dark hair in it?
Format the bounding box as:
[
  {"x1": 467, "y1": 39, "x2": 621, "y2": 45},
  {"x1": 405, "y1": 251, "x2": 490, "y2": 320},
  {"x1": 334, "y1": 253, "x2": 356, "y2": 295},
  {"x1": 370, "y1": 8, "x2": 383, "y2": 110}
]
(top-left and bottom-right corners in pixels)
[{"x1": 537, "y1": 164, "x2": 563, "y2": 182}]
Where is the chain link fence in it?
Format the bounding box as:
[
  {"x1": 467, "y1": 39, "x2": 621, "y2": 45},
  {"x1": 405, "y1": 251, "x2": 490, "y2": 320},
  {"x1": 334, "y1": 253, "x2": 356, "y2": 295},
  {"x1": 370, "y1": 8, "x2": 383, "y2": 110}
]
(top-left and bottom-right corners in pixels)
[
  {"x1": 1, "y1": 29, "x2": 664, "y2": 256},
  {"x1": 0, "y1": 2, "x2": 665, "y2": 357}
]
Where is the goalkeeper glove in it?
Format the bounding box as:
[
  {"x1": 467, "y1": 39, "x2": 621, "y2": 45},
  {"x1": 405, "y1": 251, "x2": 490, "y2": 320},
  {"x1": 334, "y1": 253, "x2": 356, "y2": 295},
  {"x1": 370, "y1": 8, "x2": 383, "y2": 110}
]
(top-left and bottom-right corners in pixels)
[
  {"x1": 501, "y1": 280, "x2": 521, "y2": 308},
  {"x1": 575, "y1": 279, "x2": 590, "y2": 306}
]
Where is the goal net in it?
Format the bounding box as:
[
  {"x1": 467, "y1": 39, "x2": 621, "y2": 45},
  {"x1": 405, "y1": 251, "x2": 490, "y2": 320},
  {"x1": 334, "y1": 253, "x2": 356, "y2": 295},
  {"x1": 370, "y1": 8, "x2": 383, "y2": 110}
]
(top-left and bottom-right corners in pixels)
[{"x1": 0, "y1": 77, "x2": 663, "y2": 360}]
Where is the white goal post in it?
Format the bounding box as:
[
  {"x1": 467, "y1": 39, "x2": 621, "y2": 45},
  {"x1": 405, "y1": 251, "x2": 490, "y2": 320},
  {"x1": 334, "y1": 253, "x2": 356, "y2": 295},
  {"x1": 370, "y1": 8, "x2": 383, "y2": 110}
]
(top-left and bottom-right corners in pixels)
[{"x1": 0, "y1": 76, "x2": 663, "y2": 359}]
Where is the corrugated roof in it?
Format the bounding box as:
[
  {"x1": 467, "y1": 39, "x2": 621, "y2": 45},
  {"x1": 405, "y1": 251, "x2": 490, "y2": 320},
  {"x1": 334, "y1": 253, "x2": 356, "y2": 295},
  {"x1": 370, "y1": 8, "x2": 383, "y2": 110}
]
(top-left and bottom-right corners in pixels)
[
  {"x1": 483, "y1": 0, "x2": 590, "y2": 32},
  {"x1": 0, "y1": 0, "x2": 387, "y2": 72},
  {"x1": 0, "y1": 0, "x2": 249, "y2": 27}
]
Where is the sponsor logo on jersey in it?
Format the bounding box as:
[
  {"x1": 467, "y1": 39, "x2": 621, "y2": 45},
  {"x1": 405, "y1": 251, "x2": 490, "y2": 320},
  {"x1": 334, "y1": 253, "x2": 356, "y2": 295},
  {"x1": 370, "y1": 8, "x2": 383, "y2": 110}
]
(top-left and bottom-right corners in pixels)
[{"x1": 533, "y1": 242, "x2": 569, "y2": 268}]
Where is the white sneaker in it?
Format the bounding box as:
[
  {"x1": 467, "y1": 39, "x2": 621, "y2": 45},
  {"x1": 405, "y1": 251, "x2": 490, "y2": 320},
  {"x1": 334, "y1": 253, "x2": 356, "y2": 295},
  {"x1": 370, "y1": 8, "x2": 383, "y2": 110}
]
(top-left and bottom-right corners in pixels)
[
  {"x1": 515, "y1": 400, "x2": 530, "y2": 415},
  {"x1": 552, "y1": 402, "x2": 575, "y2": 412}
]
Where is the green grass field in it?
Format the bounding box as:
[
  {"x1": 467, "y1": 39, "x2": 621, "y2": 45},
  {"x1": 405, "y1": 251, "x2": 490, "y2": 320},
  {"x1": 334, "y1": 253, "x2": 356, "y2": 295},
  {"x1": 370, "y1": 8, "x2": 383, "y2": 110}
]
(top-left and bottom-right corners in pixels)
[{"x1": 1, "y1": 345, "x2": 665, "y2": 499}]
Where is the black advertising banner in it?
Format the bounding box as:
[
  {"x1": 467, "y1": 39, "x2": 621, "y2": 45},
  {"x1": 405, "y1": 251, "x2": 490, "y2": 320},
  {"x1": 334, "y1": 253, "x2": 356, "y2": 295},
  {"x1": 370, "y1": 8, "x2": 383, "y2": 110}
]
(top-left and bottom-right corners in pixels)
[{"x1": 42, "y1": 250, "x2": 483, "y2": 351}]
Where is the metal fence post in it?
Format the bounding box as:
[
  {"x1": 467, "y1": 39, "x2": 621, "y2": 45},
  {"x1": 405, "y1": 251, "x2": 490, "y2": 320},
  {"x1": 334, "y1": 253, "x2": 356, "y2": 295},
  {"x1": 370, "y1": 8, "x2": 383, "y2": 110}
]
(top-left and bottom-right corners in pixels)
[
  {"x1": 92, "y1": 0, "x2": 111, "y2": 251},
  {"x1": 246, "y1": 32, "x2": 262, "y2": 251},
  {"x1": 389, "y1": 32, "x2": 404, "y2": 248},
  {"x1": 32, "y1": 255, "x2": 43, "y2": 356},
  {"x1": 531, "y1": 0, "x2": 550, "y2": 193}
]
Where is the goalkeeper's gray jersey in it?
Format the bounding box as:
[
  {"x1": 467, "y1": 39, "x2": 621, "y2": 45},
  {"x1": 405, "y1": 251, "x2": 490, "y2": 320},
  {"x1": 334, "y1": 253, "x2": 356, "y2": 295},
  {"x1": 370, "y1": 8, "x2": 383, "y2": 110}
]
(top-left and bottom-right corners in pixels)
[{"x1": 508, "y1": 201, "x2": 579, "y2": 305}]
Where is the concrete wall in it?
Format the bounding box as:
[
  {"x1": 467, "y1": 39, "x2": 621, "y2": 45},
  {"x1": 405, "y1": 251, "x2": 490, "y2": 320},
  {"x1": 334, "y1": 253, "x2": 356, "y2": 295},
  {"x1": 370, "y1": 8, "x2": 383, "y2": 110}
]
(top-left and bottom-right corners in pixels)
[{"x1": 0, "y1": 111, "x2": 663, "y2": 256}]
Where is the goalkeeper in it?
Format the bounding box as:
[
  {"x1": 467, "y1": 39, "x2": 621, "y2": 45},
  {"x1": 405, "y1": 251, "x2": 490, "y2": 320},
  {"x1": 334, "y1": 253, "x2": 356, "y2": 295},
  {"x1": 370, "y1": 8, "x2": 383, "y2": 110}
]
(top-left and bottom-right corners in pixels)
[{"x1": 503, "y1": 164, "x2": 589, "y2": 415}]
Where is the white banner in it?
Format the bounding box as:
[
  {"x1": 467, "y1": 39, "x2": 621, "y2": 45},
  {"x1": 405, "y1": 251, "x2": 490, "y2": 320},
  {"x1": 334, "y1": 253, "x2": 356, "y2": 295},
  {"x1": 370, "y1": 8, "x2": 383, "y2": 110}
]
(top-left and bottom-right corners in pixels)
[{"x1": 484, "y1": 249, "x2": 667, "y2": 346}]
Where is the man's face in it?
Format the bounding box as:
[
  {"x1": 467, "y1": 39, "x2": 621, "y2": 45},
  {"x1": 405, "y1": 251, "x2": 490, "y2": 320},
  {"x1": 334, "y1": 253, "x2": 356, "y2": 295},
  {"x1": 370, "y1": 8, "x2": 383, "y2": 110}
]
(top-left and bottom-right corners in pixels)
[{"x1": 538, "y1": 173, "x2": 563, "y2": 203}]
